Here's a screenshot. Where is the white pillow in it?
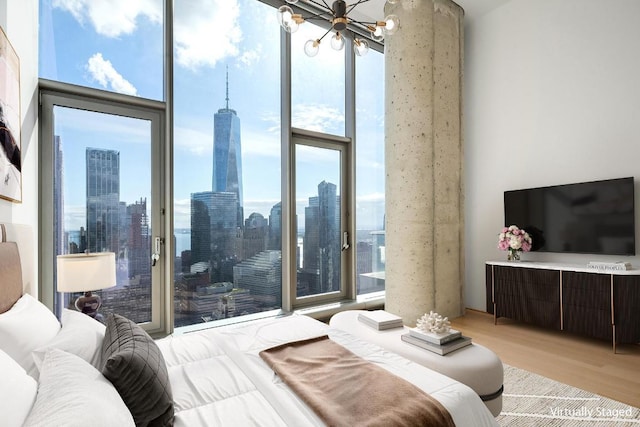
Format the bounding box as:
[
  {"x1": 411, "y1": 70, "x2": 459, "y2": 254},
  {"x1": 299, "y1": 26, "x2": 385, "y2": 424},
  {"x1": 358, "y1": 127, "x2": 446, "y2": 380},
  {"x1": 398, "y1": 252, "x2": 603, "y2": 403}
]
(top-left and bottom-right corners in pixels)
[
  {"x1": 23, "y1": 348, "x2": 135, "y2": 427},
  {"x1": 0, "y1": 349, "x2": 37, "y2": 427},
  {"x1": 0, "y1": 294, "x2": 60, "y2": 375},
  {"x1": 32, "y1": 308, "x2": 106, "y2": 372}
]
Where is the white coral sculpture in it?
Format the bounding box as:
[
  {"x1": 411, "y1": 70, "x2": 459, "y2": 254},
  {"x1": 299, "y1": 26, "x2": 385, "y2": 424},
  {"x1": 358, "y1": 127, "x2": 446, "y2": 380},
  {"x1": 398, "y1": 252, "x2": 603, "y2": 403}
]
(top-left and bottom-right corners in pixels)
[{"x1": 416, "y1": 310, "x2": 451, "y2": 334}]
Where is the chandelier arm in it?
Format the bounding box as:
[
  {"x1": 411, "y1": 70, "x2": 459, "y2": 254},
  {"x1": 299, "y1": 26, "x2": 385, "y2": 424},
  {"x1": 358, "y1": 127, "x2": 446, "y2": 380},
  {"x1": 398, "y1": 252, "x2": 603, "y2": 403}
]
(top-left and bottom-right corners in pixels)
[
  {"x1": 347, "y1": 18, "x2": 383, "y2": 34},
  {"x1": 317, "y1": 26, "x2": 334, "y2": 41},
  {"x1": 305, "y1": 0, "x2": 334, "y2": 13},
  {"x1": 348, "y1": 18, "x2": 379, "y2": 26},
  {"x1": 345, "y1": 0, "x2": 373, "y2": 15}
]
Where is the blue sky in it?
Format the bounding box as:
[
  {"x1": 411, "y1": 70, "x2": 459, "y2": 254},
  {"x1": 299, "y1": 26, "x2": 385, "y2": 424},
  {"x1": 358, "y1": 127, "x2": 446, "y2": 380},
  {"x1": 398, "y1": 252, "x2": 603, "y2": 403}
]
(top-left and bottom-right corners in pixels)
[{"x1": 40, "y1": 0, "x2": 385, "y2": 231}]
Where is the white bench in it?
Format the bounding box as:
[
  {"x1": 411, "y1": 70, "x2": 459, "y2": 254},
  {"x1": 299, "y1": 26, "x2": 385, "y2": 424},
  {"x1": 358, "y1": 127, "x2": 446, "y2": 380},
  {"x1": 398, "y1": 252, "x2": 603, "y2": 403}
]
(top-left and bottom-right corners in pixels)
[{"x1": 329, "y1": 310, "x2": 503, "y2": 417}]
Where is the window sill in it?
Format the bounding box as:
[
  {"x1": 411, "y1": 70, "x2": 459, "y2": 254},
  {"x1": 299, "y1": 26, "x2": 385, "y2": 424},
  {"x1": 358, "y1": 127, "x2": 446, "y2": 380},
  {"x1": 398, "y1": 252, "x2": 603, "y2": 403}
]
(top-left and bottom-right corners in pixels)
[
  {"x1": 293, "y1": 292, "x2": 385, "y2": 321},
  {"x1": 171, "y1": 292, "x2": 385, "y2": 336}
]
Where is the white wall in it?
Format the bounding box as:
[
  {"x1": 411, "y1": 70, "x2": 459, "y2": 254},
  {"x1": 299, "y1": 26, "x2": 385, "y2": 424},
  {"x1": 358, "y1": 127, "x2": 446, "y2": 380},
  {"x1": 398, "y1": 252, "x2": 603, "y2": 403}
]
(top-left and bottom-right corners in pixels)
[
  {"x1": 0, "y1": 0, "x2": 39, "y2": 291},
  {"x1": 464, "y1": 0, "x2": 640, "y2": 310}
]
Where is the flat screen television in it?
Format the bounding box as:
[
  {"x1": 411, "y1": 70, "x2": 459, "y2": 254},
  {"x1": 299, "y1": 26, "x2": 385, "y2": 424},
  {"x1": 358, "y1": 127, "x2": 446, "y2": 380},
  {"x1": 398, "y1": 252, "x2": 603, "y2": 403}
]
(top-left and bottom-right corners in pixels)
[{"x1": 504, "y1": 177, "x2": 635, "y2": 255}]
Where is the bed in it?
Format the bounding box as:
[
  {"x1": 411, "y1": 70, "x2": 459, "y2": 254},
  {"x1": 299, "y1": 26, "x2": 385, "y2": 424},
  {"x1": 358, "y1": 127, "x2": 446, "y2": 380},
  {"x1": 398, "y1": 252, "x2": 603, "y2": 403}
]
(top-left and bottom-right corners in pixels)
[{"x1": 0, "y1": 223, "x2": 498, "y2": 426}]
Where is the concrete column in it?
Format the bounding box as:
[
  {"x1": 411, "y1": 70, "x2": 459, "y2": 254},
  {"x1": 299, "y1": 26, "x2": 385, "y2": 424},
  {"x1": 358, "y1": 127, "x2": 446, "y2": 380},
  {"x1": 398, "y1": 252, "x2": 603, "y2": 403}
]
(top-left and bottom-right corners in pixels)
[{"x1": 384, "y1": 0, "x2": 464, "y2": 325}]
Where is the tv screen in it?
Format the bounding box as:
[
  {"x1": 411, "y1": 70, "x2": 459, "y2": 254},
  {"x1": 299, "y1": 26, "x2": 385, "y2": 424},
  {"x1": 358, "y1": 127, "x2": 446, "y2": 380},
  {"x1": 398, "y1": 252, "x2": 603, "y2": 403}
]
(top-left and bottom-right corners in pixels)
[{"x1": 504, "y1": 177, "x2": 635, "y2": 255}]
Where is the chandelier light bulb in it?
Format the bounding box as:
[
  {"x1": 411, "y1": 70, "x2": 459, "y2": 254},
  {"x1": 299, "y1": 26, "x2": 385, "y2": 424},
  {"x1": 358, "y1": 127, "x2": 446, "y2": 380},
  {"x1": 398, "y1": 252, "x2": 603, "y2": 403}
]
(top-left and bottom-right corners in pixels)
[
  {"x1": 277, "y1": 5, "x2": 300, "y2": 33},
  {"x1": 353, "y1": 39, "x2": 369, "y2": 56},
  {"x1": 371, "y1": 25, "x2": 384, "y2": 42},
  {"x1": 330, "y1": 32, "x2": 345, "y2": 51},
  {"x1": 383, "y1": 14, "x2": 400, "y2": 35},
  {"x1": 285, "y1": 0, "x2": 299, "y2": 3},
  {"x1": 304, "y1": 39, "x2": 320, "y2": 57}
]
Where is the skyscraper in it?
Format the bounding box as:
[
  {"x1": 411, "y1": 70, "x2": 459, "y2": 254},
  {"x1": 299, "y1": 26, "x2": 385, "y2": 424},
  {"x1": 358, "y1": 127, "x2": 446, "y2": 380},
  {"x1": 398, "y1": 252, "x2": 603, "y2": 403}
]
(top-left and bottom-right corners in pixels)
[
  {"x1": 190, "y1": 191, "x2": 240, "y2": 281},
  {"x1": 53, "y1": 135, "x2": 66, "y2": 254},
  {"x1": 86, "y1": 148, "x2": 120, "y2": 253},
  {"x1": 190, "y1": 195, "x2": 211, "y2": 265},
  {"x1": 126, "y1": 198, "x2": 150, "y2": 280},
  {"x1": 212, "y1": 70, "x2": 243, "y2": 214},
  {"x1": 268, "y1": 202, "x2": 282, "y2": 250},
  {"x1": 233, "y1": 250, "x2": 282, "y2": 308},
  {"x1": 301, "y1": 181, "x2": 341, "y2": 295},
  {"x1": 318, "y1": 181, "x2": 340, "y2": 293}
]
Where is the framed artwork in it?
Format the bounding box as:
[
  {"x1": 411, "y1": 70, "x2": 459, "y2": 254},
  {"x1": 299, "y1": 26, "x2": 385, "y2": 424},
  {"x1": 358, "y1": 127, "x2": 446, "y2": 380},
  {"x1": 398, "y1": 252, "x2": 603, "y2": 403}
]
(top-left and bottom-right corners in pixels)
[{"x1": 0, "y1": 25, "x2": 21, "y2": 203}]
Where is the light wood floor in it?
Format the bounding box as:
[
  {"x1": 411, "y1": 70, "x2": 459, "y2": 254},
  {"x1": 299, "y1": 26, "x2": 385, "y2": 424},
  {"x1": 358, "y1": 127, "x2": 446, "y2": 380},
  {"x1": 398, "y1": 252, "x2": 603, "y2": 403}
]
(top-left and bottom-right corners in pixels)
[{"x1": 449, "y1": 309, "x2": 640, "y2": 408}]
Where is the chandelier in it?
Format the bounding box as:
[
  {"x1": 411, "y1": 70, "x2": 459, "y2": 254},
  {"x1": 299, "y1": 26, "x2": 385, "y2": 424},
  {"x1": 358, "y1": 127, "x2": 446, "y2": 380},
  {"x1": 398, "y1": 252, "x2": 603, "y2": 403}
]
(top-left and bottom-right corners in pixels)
[{"x1": 277, "y1": 0, "x2": 400, "y2": 57}]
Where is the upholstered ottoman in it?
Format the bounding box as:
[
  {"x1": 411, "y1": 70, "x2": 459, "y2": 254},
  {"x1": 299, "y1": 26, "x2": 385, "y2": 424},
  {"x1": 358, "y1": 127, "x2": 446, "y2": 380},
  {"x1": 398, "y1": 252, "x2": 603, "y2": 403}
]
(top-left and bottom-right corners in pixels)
[{"x1": 329, "y1": 310, "x2": 503, "y2": 417}]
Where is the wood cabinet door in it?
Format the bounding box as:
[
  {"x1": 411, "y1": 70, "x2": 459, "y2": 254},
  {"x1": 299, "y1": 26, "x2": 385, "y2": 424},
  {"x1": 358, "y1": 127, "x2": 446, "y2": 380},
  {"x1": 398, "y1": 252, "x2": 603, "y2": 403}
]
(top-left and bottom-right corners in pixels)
[
  {"x1": 562, "y1": 271, "x2": 612, "y2": 340},
  {"x1": 493, "y1": 266, "x2": 561, "y2": 330}
]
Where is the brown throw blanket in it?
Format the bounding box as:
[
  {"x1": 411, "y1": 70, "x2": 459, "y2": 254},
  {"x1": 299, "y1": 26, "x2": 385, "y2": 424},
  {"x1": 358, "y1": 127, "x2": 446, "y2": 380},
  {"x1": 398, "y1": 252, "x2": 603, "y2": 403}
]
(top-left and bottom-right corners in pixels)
[{"x1": 259, "y1": 335, "x2": 456, "y2": 427}]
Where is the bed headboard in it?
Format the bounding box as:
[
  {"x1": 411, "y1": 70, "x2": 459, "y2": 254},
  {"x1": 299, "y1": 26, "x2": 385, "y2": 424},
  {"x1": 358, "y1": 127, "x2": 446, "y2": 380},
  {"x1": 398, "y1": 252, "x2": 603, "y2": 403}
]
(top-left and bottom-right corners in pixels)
[{"x1": 0, "y1": 223, "x2": 35, "y2": 313}]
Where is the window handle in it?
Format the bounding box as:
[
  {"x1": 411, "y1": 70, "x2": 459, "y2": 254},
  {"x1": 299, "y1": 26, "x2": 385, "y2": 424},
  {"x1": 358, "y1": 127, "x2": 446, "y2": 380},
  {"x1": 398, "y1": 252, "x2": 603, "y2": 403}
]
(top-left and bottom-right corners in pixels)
[
  {"x1": 152, "y1": 237, "x2": 162, "y2": 266},
  {"x1": 342, "y1": 231, "x2": 350, "y2": 251}
]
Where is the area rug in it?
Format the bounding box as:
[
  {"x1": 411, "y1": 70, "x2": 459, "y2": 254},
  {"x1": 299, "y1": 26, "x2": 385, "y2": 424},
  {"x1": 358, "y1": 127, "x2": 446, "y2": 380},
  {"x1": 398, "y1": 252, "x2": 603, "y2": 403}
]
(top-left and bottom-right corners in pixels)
[{"x1": 497, "y1": 364, "x2": 640, "y2": 426}]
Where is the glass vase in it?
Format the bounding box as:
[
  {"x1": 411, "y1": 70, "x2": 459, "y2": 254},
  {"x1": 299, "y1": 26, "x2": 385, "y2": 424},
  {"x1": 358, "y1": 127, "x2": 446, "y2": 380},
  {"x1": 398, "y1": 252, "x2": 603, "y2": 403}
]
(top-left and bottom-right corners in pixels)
[{"x1": 507, "y1": 249, "x2": 521, "y2": 261}]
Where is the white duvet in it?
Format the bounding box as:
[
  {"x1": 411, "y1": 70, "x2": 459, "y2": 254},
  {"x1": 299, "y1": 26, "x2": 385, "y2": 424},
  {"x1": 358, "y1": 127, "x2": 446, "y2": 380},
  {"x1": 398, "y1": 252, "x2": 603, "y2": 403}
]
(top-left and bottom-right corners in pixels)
[{"x1": 156, "y1": 314, "x2": 498, "y2": 427}]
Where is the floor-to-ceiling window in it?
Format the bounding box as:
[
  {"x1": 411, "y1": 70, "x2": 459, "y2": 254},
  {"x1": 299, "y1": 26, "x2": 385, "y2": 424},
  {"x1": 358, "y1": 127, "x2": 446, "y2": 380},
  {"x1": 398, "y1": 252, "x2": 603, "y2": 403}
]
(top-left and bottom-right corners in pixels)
[
  {"x1": 355, "y1": 49, "x2": 385, "y2": 296},
  {"x1": 39, "y1": 0, "x2": 166, "y2": 333},
  {"x1": 39, "y1": 0, "x2": 385, "y2": 334},
  {"x1": 172, "y1": 0, "x2": 282, "y2": 327}
]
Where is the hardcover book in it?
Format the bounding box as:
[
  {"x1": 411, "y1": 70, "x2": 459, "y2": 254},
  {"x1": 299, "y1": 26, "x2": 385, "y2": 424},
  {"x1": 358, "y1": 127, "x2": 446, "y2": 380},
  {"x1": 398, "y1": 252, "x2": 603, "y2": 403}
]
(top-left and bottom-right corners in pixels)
[
  {"x1": 357, "y1": 310, "x2": 404, "y2": 330},
  {"x1": 408, "y1": 327, "x2": 462, "y2": 345},
  {"x1": 587, "y1": 261, "x2": 632, "y2": 271},
  {"x1": 401, "y1": 333, "x2": 472, "y2": 355}
]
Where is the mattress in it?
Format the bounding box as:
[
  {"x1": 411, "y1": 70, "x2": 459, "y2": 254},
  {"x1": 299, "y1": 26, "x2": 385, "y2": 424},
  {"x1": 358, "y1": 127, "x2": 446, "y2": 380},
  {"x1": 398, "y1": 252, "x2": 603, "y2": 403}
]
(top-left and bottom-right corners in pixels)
[{"x1": 156, "y1": 314, "x2": 498, "y2": 426}]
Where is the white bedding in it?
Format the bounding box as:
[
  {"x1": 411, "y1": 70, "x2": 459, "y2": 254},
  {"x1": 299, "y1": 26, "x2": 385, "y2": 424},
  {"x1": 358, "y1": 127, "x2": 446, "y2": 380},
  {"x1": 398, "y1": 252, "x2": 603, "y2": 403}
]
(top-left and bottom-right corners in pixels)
[
  {"x1": 157, "y1": 314, "x2": 498, "y2": 427},
  {"x1": 0, "y1": 224, "x2": 495, "y2": 426}
]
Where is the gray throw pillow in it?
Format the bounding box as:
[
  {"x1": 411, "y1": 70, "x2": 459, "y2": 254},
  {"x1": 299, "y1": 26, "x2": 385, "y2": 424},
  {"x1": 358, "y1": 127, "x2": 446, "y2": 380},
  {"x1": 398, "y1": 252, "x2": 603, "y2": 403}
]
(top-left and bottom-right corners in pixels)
[{"x1": 101, "y1": 313, "x2": 174, "y2": 427}]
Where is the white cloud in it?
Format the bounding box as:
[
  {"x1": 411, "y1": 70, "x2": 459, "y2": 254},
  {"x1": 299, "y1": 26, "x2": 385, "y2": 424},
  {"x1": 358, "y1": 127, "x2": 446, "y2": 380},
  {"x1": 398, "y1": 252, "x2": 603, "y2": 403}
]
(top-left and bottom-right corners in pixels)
[
  {"x1": 173, "y1": 198, "x2": 192, "y2": 229},
  {"x1": 263, "y1": 111, "x2": 282, "y2": 135},
  {"x1": 292, "y1": 104, "x2": 345, "y2": 134},
  {"x1": 174, "y1": 0, "x2": 242, "y2": 70},
  {"x1": 357, "y1": 192, "x2": 385, "y2": 203},
  {"x1": 242, "y1": 127, "x2": 280, "y2": 158},
  {"x1": 237, "y1": 46, "x2": 262, "y2": 67},
  {"x1": 54, "y1": 0, "x2": 242, "y2": 71},
  {"x1": 86, "y1": 53, "x2": 138, "y2": 96},
  {"x1": 53, "y1": 0, "x2": 162, "y2": 38},
  {"x1": 174, "y1": 124, "x2": 213, "y2": 156}
]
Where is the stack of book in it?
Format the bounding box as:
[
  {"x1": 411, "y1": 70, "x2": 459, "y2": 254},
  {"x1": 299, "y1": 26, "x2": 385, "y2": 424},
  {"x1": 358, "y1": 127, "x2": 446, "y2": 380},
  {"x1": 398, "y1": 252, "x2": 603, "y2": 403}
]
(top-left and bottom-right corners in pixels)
[
  {"x1": 587, "y1": 261, "x2": 632, "y2": 272},
  {"x1": 401, "y1": 327, "x2": 472, "y2": 355},
  {"x1": 357, "y1": 310, "x2": 404, "y2": 330}
]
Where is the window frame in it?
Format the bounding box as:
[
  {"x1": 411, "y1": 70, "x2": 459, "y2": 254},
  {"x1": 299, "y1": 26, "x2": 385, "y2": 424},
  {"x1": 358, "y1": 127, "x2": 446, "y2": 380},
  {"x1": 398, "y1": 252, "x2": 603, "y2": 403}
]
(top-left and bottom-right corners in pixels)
[
  {"x1": 39, "y1": 79, "x2": 168, "y2": 335},
  {"x1": 38, "y1": 0, "x2": 385, "y2": 335},
  {"x1": 288, "y1": 128, "x2": 352, "y2": 309}
]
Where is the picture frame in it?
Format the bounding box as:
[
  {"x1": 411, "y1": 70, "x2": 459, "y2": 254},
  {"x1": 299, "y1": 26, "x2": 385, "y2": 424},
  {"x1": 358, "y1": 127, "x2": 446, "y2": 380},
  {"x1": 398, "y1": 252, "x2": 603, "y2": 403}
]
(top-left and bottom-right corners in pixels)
[{"x1": 0, "y1": 25, "x2": 22, "y2": 203}]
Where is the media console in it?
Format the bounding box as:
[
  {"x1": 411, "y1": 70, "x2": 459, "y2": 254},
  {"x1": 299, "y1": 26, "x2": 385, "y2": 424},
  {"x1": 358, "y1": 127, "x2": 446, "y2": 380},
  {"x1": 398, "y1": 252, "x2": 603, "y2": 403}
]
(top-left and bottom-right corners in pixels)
[{"x1": 486, "y1": 261, "x2": 640, "y2": 352}]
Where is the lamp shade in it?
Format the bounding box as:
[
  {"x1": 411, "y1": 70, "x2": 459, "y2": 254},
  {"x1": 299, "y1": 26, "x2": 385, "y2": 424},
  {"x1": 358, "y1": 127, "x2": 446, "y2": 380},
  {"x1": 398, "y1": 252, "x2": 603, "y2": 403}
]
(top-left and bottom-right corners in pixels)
[{"x1": 57, "y1": 252, "x2": 116, "y2": 293}]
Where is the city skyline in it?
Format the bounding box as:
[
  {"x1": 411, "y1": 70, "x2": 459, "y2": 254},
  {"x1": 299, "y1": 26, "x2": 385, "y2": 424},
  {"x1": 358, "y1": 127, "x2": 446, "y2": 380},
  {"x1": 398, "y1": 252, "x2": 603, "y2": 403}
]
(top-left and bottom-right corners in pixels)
[
  {"x1": 39, "y1": 0, "x2": 386, "y2": 233},
  {"x1": 53, "y1": 115, "x2": 382, "y2": 325}
]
